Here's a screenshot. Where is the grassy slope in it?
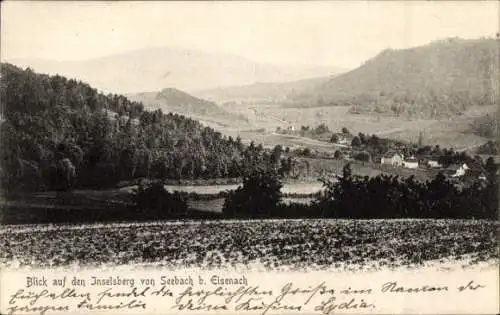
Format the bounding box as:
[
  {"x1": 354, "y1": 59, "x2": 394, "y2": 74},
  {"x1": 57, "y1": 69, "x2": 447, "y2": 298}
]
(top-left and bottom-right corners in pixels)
[{"x1": 220, "y1": 104, "x2": 497, "y2": 151}]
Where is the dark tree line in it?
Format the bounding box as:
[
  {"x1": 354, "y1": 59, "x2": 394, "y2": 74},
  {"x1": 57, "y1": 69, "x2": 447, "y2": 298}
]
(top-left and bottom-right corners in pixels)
[
  {"x1": 222, "y1": 163, "x2": 498, "y2": 220},
  {"x1": 0, "y1": 64, "x2": 288, "y2": 192},
  {"x1": 318, "y1": 163, "x2": 498, "y2": 219}
]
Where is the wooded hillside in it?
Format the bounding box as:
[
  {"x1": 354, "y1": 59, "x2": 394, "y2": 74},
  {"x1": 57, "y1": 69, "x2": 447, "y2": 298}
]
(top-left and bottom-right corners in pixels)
[
  {"x1": 0, "y1": 64, "x2": 283, "y2": 191},
  {"x1": 290, "y1": 38, "x2": 499, "y2": 118}
]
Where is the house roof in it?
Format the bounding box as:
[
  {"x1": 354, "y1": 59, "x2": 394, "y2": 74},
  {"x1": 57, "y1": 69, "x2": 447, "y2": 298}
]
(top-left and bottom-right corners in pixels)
[
  {"x1": 405, "y1": 158, "x2": 418, "y2": 163},
  {"x1": 382, "y1": 151, "x2": 401, "y2": 158}
]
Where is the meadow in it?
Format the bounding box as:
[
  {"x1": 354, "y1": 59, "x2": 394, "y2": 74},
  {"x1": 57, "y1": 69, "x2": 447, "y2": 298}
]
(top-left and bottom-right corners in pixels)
[
  {"x1": 0, "y1": 219, "x2": 496, "y2": 271},
  {"x1": 217, "y1": 104, "x2": 497, "y2": 151}
]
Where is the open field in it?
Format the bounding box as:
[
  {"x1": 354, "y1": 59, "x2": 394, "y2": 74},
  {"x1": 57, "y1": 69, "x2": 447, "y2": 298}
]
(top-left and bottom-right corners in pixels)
[
  {"x1": 0, "y1": 181, "x2": 327, "y2": 223},
  {"x1": 119, "y1": 182, "x2": 325, "y2": 195},
  {"x1": 0, "y1": 219, "x2": 497, "y2": 271},
  {"x1": 216, "y1": 104, "x2": 497, "y2": 151}
]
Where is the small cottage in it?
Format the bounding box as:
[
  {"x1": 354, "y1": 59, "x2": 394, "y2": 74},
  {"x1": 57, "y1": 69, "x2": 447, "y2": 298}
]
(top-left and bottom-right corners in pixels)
[
  {"x1": 381, "y1": 152, "x2": 403, "y2": 167},
  {"x1": 337, "y1": 135, "x2": 349, "y2": 145},
  {"x1": 403, "y1": 157, "x2": 419, "y2": 169},
  {"x1": 427, "y1": 160, "x2": 441, "y2": 168},
  {"x1": 448, "y1": 163, "x2": 470, "y2": 177}
]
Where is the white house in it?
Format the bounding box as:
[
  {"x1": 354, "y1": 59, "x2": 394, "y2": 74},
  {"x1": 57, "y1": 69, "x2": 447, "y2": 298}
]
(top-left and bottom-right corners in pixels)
[
  {"x1": 451, "y1": 163, "x2": 470, "y2": 177},
  {"x1": 337, "y1": 135, "x2": 349, "y2": 145},
  {"x1": 381, "y1": 152, "x2": 404, "y2": 167},
  {"x1": 427, "y1": 160, "x2": 441, "y2": 168},
  {"x1": 403, "y1": 157, "x2": 419, "y2": 169}
]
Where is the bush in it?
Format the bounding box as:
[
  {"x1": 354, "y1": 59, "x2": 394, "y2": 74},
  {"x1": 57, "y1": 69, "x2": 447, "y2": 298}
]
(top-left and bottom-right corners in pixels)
[
  {"x1": 330, "y1": 134, "x2": 339, "y2": 143},
  {"x1": 223, "y1": 168, "x2": 282, "y2": 217},
  {"x1": 133, "y1": 181, "x2": 187, "y2": 216},
  {"x1": 354, "y1": 151, "x2": 371, "y2": 162},
  {"x1": 314, "y1": 123, "x2": 330, "y2": 134},
  {"x1": 351, "y1": 136, "x2": 361, "y2": 147}
]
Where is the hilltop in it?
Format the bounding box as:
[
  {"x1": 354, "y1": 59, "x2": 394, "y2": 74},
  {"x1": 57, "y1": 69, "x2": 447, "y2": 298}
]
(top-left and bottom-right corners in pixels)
[
  {"x1": 289, "y1": 38, "x2": 499, "y2": 118},
  {"x1": 8, "y1": 46, "x2": 342, "y2": 94},
  {"x1": 127, "y1": 87, "x2": 249, "y2": 127}
]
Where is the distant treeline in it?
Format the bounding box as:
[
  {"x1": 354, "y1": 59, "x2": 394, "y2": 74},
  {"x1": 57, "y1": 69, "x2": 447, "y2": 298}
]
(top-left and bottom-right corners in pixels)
[
  {"x1": 0, "y1": 64, "x2": 291, "y2": 192},
  {"x1": 131, "y1": 162, "x2": 498, "y2": 220},
  {"x1": 221, "y1": 164, "x2": 498, "y2": 220}
]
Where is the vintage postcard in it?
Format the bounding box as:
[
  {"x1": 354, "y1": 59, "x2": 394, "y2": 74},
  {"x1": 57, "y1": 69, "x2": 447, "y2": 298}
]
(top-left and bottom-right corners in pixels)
[{"x1": 0, "y1": 1, "x2": 499, "y2": 314}]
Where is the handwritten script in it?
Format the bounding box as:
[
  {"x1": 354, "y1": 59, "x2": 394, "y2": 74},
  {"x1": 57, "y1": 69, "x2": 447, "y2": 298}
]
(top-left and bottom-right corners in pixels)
[{"x1": 1, "y1": 272, "x2": 489, "y2": 315}]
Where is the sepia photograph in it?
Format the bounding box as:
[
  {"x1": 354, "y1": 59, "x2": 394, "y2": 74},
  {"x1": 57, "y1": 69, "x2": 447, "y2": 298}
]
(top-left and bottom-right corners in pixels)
[{"x1": 0, "y1": 1, "x2": 498, "y2": 314}]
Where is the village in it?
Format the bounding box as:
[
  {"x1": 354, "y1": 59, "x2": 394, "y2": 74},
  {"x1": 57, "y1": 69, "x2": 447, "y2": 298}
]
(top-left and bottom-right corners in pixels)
[{"x1": 276, "y1": 123, "x2": 496, "y2": 184}]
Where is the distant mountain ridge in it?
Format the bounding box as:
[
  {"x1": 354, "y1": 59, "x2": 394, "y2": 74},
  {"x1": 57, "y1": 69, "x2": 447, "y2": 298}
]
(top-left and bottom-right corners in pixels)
[
  {"x1": 8, "y1": 46, "x2": 343, "y2": 94},
  {"x1": 288, "y1": 38, "x2": 500, "y2": 118},
  {"x1": 193, "y1": 76, "x2": 334, "y2": 105}
]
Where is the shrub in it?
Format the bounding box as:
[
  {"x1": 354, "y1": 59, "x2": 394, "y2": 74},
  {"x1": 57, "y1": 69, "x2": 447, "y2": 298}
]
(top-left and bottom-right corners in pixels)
[
  {"x1": 223, "y1": 168, "x2": 282, "y2": 217},
  {"x1": 133, "y1": 181, "x2": 187, "y2": 215},
  {"x1": 351, "y1": 136, "x2": 361, "y2": 147},
  {"x1": 330, "y1": 134, "x2": 339, "y2": 143}
]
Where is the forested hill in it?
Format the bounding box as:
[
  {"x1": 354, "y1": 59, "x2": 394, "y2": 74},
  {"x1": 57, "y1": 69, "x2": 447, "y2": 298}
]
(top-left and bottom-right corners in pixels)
[
  {"x1": 129, "y1": 88, "x2": 228, "y2": 116},
  {"x1": 290, "y1": 38, "x2": 499, "y2": 118},
  {"x1": 0, "y1": 64, "x2": 282, "y2": 192},
  {"x1": 127, "y1": 87, "x2": 249, "y2": 125}
]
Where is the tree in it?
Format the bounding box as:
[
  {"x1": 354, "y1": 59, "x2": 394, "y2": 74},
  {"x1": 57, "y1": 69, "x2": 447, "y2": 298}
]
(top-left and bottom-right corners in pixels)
[
  {"x1": 341, "y1": 127, "x2": 351, "y2": 135},
  {"x1": 351, "y1": 136, "x2": 361, "y2": 147},
  {"x1": 358, "y1": 132, "x2": 367, "y2": 145},
  {"x1": 133, "y1": 181, "x2": 187, "y2": 216},
  {"x1": 271, "y1": 145, "x2": 283, "y2": 171},
  {"x1": 334, "y1": 150, "x2": 343, "y2": 160},
  {"x1": 223, "y1": 168, "x2": 282, "y2": 217},
  {"x1": 418, "y1": 131, "x2": 424, "y2": 147},
  {"x1": 485, "y1": 157, "x2": 498, "y2": 180},
  {"x1": 302, "y1": 148, "x2": 311, "y2": 157},
  {"x1": 314, "y1": 123, "x2": 329, "y2": 134},
  {"x1": 330, "y1": 134, "x2": 339, "y2": 143},
  {"x1": 354, "y1": 151, "x2": 371, "y2": 162}
]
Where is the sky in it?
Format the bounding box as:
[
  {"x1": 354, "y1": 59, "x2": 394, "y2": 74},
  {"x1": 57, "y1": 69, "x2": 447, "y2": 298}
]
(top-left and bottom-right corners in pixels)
[{"x1": 1, "y1": 1, "x2": 498, "y2": 69}]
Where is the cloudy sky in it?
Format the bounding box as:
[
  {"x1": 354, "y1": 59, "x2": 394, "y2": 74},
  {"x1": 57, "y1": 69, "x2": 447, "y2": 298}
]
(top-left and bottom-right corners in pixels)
[{"x1": 1, "y1": 1, "x2": 498, "y2": 68}]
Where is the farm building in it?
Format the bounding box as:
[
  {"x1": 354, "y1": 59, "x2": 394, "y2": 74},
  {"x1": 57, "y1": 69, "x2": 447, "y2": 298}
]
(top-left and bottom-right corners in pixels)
[
  {"x1": 381, "y1": 152, "x2": 404, "y2": 167},
  {"x1": 427, "y1": 160, "x2": 442, "y2": 168},
  {"x1": 337, "y1": 135, "x2": 349, "y2": 145},
  {"x1": 403, "y1": 157, "x2": 419, "y2": 169},
  {"x1": 446, "y1": 163, "x2": 470, "y2": 178}
]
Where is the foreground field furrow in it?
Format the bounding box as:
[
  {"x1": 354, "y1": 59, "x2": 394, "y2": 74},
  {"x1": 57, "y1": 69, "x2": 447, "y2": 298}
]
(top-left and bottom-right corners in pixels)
[{"x1": 0, "y1": 219, "x2": 497, "y2": 271}]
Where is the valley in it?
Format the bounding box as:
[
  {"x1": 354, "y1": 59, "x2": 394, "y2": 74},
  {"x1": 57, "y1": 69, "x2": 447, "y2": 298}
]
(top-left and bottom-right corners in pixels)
[
  {"x1": 2, "y1": 37, "x2": 499, "y2": 224},
  {"x1": 212, "y1": 103, "x2": 497, "y2": 152}
]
